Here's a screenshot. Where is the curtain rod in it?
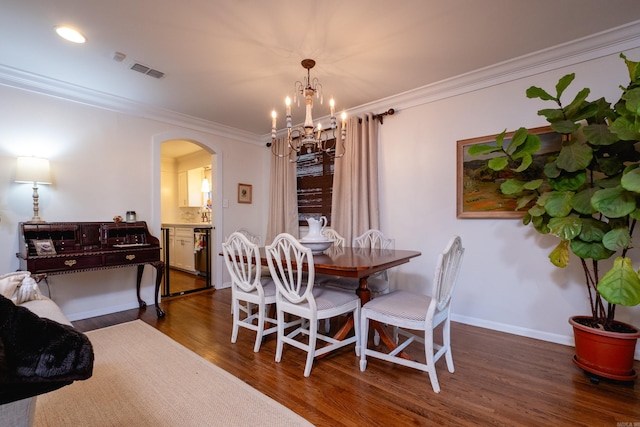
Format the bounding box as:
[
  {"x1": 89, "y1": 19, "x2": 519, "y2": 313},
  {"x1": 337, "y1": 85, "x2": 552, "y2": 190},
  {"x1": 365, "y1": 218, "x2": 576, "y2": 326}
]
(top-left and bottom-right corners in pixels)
[{"x1": 358, "y1": 108, "x2": 396, "y2": 124}]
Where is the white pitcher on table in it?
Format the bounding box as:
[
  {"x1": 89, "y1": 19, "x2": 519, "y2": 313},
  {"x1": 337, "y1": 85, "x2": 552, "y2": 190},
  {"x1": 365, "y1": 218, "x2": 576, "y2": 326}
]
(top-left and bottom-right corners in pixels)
[{"x1": 304, "y1": 216, "x2": 327, "y2": 241}]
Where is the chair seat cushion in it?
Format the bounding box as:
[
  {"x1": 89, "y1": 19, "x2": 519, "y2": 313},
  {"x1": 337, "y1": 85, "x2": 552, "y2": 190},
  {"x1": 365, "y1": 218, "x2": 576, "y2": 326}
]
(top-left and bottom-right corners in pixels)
[
  {"x1": 239, "y1": 279, "x2": 276, "y2": 298},
  {"x1": 325, "y1": 277, "x2": 388, "y2": 293},
  {"x1": 362, "y1": 290, "x2": 432, "y2": 321},
  {"x1": 310, "y1": 287, "x2": 359, "y2": 311}
]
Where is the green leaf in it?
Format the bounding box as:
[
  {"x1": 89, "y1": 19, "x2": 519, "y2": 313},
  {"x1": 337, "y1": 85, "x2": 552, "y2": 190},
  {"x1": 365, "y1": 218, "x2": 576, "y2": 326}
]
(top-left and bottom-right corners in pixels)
[
  {"x1": 549, "y1": 170, "x2": 586, "y2": 192},
  {"x1": 526, "y1": 86, "x2": 556, "y2": 101},
  {"x1": 621, "y1": 167, "x2": 640, "y2": 193},
  {"x1": 467, "y1": 144, "x2": 502, "y2": 156},
  {"x1": 528, "y1": 203, "x2": 546, "y2": 217},
  {"x1": 488, "y1": 156, "x2": 508, "y2": 171},
  {"x1": 621, "y1": 52, "x2": 640, "y2": 82},
  {"x1": 591, "y1": 186, "x2": 637, "y2": 218},
  {"x1": 570, "y1": 187, "x2": 598, "y2": 215},
  {"x1": 516, "y1": 194, "x2": 536, "y2": 210},
  {"x1": 621, "y1": 87, "x2": 640, "y2": 116},
  {"x1": 597, "y1": 257, "x2": 640, "y2": 306},
  {"x1": 610, "y1": 116, "x2": 640, "y2": 141},
  {"x1": 551, "y1": 120, "x2": 580, "y2": 134},
  {"x1": 544, "y1": 161, "x2": 561, "y2": 179},
  {"x1": 537, "y1": 108, "x2": 565, "y2": 122},
  {"x1": 548, "y1": 214, "x2": 581, "y2": 240},
  {"x1": 549, "y1": 240, "x2": 570, "y2": 268},
  {"x1": 513, "y1": 153, "x2": 532, "y2": 172},
  {"x1": 582, "y1": 124, "x2": 619, "y2": 146},
  {"x1": 500, "y1": 179, "x2": 525, "y2": 195},
  {"x1": 578, "y1": 217, "x2": 609, "y2": 243},
  {"x1": 555, "y1": 74, "x2": 575, "y2": 99},
  {"x1": 504, "y1": 127, "x2": 528, "y2": 154},
  {"x1": 564, "y1": 88, "x2": 590, "y2": 119},
  {"x1": 556, "y1": 140, "x2": 593, "y2": 172},
  {"x1": 602, "y1": 228, "x2": 631, "y2": 252},
  {"x1": 570, "y1": 239, "x2": 615, "y2": 261},
  {"x1": 523, "y1": 179, "x2": 543, "y2": 191},
  {"x1": 545, "y1": 191, "x2": 575, "y2": 217}
]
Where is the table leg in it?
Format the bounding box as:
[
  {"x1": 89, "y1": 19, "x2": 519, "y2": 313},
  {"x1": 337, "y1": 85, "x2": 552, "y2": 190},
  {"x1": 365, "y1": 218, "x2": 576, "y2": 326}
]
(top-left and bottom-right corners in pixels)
[
  {"x1": 338, "y1": 276, "x2": 411, "y2": 360},
  {"x1": 136, "y1": 262, "x2": 166, "y2": 318}
]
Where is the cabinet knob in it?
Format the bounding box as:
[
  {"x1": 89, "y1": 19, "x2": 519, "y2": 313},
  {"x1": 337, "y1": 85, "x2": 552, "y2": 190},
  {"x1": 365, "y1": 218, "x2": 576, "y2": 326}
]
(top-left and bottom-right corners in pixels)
[
  {"x1": 126, "y1": 254, "x2": 136, "y2": 261},
  {"x1": 64, "y1": 259, "x2": 77, "y2": 267}
]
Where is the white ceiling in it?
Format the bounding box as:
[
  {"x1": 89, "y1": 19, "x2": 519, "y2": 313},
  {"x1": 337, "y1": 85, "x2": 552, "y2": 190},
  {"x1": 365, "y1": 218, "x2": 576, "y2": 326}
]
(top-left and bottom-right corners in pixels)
[{"x1": 2, "y1": 0, "x2": 640, "y2": 138}]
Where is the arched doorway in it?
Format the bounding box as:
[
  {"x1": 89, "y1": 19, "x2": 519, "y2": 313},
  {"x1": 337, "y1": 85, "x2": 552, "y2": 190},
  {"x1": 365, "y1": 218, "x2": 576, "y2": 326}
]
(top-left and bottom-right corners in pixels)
[{"x1": 151, "y1": 132, "x2": 224, "y2": 295}]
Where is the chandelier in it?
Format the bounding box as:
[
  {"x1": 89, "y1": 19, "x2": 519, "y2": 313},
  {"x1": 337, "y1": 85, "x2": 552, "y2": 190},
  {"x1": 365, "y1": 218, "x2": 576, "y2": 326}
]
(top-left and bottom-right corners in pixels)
[{"x1": 270, "y1": 59, "x2": 346, "y2": 161}]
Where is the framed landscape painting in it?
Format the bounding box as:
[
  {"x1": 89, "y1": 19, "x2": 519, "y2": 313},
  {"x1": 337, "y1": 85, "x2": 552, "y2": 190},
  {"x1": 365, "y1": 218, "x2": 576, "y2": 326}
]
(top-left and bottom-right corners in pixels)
[{"x1": 456, "y1": 126, "x2": 561, "y2": 219}]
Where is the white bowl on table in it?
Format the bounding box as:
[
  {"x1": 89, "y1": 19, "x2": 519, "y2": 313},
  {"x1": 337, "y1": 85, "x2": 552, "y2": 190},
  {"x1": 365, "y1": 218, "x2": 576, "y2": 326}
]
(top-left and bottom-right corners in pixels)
[{"x1": 299, "y1": 239, "x2": 333, "y2": 254}]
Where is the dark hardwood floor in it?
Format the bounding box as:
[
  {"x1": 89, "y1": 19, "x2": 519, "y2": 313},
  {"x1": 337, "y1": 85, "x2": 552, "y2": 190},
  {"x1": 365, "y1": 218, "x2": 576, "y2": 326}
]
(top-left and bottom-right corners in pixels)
[{"x1": 73, "y1": 289, "x2": 640, "y2": 427}]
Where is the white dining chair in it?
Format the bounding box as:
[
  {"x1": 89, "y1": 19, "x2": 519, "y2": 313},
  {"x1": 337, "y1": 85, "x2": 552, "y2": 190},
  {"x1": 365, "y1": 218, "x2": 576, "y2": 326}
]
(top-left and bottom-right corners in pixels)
[
  {"x1": 223, "y1": 232, "x2": 298, "y2": 352},
  {"x1": 359, "y1": 235, "x2": 464, "y2": 393},
  {"x1": 265, "y1": 233, "x2": 361, "y2": 377},
  {"x1": 326, "y1": 229, "x2": 394, "y2": 344}
]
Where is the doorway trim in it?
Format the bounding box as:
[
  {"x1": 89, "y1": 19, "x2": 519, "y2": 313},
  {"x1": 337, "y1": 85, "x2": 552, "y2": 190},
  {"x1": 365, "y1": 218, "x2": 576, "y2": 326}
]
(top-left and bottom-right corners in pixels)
[{"x1": 152, "y1": 130, "x2": 224, "y2": 290}]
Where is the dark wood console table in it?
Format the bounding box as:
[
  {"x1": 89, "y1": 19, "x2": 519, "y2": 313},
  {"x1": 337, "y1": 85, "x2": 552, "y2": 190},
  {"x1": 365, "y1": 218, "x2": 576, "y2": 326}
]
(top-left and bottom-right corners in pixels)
[{"x1": 16, "y1": 221, "x2": 166, "y2": 317}]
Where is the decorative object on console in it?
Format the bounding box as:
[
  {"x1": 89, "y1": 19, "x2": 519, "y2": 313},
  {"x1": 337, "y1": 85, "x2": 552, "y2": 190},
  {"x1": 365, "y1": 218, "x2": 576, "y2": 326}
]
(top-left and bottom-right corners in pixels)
[
  {"x1": 32, "y1": 238, "x2": 56, "y2": 256},
  {"x1": 126, "y1": 211, "x2": 137, "y2": 222},
  {"x1": 15, "y1": 156, "x2": 52, "y2": 224},
  {"x1": 270, "y1": 59, "x2": 346, "y2": 162}
]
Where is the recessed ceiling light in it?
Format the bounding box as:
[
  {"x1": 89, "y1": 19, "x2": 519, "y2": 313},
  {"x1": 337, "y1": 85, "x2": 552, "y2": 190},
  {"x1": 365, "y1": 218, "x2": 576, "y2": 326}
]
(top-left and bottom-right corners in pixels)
[{"x1": 55, "y1": 26, "x2": 86, "y2": 44}]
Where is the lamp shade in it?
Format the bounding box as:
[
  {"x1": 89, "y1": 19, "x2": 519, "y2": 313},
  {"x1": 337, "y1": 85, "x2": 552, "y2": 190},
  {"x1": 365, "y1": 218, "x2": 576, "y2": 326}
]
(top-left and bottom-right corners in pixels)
[
  {"x1": 15, "y1": 157, "x2": 52, "y2": 184},
  {"x1": 201, "y1": 178, "x2": 210, "y2": 193}
]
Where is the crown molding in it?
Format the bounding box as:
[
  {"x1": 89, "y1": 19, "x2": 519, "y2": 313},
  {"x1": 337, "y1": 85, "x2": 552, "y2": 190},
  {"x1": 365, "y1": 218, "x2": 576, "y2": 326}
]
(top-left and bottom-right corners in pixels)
[
  {"x1": 1, "y1": 20, "x2": 639, "y2": 146},
  {"x1": 0, "y1": 66, "x2": 262, "y2": 145},
  {"x1": 344, "y1": 20, "x2": 640, "y2": 125}
]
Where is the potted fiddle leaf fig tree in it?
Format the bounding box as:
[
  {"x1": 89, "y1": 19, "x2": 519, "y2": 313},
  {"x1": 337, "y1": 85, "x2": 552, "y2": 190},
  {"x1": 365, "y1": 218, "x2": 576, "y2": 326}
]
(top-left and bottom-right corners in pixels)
[{"x1": 470, "y1": 53, "x2": 640, "y2": 381}]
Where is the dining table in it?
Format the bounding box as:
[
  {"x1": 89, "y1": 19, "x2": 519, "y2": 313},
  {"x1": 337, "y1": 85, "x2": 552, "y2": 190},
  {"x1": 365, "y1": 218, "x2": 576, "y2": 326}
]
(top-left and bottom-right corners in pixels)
[{"x1": 258, "y1": 245, "x2": 422, "y2": 357}]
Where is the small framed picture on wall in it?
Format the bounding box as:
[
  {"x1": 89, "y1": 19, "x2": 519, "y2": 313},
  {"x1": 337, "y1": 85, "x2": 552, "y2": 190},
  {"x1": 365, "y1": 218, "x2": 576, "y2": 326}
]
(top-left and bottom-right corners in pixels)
[{"x1": 238, "y1": 183, "x2": 252, "y2": 204}]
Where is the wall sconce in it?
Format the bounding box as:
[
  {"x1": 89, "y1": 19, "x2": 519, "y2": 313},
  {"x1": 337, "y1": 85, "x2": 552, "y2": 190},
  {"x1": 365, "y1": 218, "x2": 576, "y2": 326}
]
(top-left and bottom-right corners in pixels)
[{"x1": 15, "y1": 156, "x2": 52, "y2": 223}]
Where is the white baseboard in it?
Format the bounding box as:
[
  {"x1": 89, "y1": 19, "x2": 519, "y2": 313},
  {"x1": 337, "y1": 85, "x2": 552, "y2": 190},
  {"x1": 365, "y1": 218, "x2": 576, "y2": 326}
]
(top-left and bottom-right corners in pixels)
[{"x1": 451, "y1": 314, "x2": 640, "y2": 361}]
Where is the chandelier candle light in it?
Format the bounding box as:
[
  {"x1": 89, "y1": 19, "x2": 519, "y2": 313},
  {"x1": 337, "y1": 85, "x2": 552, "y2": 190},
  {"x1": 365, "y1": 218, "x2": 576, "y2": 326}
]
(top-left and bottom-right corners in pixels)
[{"x1": 271, "y1": 59, "x2": 346, "y2": 161}]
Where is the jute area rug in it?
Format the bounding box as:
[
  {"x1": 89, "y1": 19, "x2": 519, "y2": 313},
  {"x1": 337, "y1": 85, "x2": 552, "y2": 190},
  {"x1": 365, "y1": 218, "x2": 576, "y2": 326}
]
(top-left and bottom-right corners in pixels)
[{"x1": 34, "y1": 320, "x2": 313, "y2": 426}]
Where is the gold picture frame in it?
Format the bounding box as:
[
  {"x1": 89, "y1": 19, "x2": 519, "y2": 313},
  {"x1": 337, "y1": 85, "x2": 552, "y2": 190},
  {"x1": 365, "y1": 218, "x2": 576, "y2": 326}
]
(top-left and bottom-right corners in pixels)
[
  {"x1": 238, "y1": 183, "x2": 252, "y2": 204},
  {"x1": 33, "y1": 238, "x2": 57, "y2": 256},
  {"x1": 456, "y1": 126, "x2": 562, "y2": 218}
]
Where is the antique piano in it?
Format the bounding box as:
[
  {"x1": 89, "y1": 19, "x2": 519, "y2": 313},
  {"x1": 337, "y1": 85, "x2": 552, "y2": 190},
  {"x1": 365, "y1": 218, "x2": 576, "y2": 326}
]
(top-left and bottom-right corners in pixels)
[{"x1": 16, "y1": 221, "x2": 166, "y2": 317}]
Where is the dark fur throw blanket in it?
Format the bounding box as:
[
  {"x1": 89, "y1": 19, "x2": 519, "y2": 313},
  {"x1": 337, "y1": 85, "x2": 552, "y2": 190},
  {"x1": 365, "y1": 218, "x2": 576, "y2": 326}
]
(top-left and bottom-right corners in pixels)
[{"x1": 0, "y1": 295, "x2": 94, "y2": 404}]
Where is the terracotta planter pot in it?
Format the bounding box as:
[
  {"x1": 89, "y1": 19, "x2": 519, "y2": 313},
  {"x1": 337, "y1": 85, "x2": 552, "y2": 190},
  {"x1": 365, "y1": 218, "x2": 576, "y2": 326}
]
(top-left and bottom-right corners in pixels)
[{"x1": 569, "y1": 316, "x2": 640, "y2": 381}]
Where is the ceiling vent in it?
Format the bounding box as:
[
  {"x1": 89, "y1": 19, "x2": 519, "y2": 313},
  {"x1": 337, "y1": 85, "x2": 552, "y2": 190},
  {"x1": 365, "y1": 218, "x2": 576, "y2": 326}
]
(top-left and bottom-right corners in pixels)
[{"x1": 130, "y1": 62, "x2": 165, "y2": 79}]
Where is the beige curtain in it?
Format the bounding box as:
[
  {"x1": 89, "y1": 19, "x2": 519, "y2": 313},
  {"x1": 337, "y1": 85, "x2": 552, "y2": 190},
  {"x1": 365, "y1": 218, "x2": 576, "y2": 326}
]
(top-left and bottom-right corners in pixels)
[
  {"x1": 266, "y1": 137, "x2": 299, "y2": 243},
  {"x1": 331, "y1": 113, "x2": 380, "y2": 243}
]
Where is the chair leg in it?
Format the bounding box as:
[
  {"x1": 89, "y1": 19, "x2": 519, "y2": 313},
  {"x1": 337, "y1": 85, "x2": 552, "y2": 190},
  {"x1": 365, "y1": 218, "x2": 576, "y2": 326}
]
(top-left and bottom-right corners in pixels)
[
  {"x1": 231, "y1": 299, "x2": 240, "y2": 344},
  {"x1": 253, "y1": 303, "x2": 265, "y2": 353},
  {"x1": 304, "y1": 318, "x2": 318, "y2": 377},
  {"x1": 359, "y1": 315, "x2": 369, "y2": 371},
  {"x1": 354, "y1": 304, "x2": 361, "y2": 357},
  {"x1": 443, "y1": 319, "x2": 454, "y2": 373},
  {"x1": 275, "y1": 308, "x2": 285, "y2": 363},
  {"x1": 424, "y1": 328, "x2": 441, "y2": 393}
]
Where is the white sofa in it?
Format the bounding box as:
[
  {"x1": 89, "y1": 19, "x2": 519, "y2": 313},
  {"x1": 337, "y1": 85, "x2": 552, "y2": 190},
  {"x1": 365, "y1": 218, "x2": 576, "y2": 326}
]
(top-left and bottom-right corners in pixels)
[{"x1": 0, "y1": 272, "x2": 90, "y2": 427}]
